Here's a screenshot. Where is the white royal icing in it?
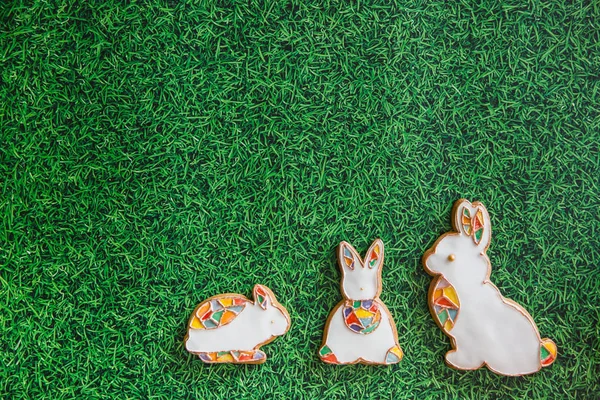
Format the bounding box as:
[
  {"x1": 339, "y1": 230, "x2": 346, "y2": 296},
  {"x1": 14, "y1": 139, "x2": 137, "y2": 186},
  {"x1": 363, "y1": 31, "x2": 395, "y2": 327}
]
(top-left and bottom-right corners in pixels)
[
  {"x1": 324, "y1": 300, "x2": 397, "y2": 363},
  {"x1": 424, "y1": 200, "x2": 549, "y2": 375}
]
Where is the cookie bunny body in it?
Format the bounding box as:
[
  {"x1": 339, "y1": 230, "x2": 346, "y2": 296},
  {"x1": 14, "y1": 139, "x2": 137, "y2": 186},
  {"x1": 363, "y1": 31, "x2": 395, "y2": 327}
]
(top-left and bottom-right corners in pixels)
[
  {"x1": 319, "y1": 239, "x2": 403, "y2": 365},
  {"x1": 185, "y1": 284, "x2": 290, "y2": 364},
  {"x1": 423, "y1": 199, "x2": 557, "y2": 375}
]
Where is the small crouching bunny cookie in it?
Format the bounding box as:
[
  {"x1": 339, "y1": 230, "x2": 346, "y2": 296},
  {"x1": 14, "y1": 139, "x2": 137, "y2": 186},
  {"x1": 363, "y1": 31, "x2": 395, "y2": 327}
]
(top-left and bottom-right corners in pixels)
[
  {"x1": 185, "y1": 284, "x2": 290, "y2": 364},
  {"x1": 423, "y1": 199, "x2": 557, "y2": 376},
  {"x1": 319, "y1": 239, "x2": 403, "y2": 365}
]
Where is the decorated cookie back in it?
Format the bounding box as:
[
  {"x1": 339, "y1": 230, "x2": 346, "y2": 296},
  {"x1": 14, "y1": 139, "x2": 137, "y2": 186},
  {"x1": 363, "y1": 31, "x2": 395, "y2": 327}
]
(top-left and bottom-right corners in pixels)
[{"x1": 189, "y1": 297, "x2": 248, "y2": 330}]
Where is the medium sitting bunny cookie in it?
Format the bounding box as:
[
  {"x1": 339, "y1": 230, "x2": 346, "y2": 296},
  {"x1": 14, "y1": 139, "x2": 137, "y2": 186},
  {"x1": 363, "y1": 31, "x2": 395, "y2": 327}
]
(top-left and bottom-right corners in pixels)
[
  {"x1": 319, "y1": 239, "x2": 403, "y2": 365},
  {"x1": 185, "y1": 284, "x2": 290, "y2": 364},
  {"x1": 423, "y1": 199, "x2": 557, "y2": 376}
]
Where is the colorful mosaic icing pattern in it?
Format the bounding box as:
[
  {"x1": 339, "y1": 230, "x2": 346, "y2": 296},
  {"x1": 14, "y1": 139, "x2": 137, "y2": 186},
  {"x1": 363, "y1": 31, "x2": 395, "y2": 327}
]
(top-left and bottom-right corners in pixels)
[
  {"x1": 462, "y1": 207, "x2": 485, "y2": 245},
  {"x1": 319, "y1": 344, "x2": 403, "y2": 365},
  {"x1": 540, "y1": 340, "x2": 557, "y2": 366},
  {"x1": 319, "y1": 345, "x2": 339, "y2": 363},
  {"x1": 342, "y1": 246, "x2": 355, "y2": 269},
  {"x1": 198, "y1": 350, "x2": 266, "y2": 363},
  {"x1": 343, "y1": 299, "x2": 381, "y2": 334},
  {"x1": 367, "y1": 243, "x2": 381, "y2": 268},
  {"x1": 189, "y1": 297, "x2": 248, "y2": 330},
  {"x1": 385, "y1": 345, "x2": 404, "y2": 364},
  {"x1": 432, "y1": 277, "x2": 460, "y2": 331}
]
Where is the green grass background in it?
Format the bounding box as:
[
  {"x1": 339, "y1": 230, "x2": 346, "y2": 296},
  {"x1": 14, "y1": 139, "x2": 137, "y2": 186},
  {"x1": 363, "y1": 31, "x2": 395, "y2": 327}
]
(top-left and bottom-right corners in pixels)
[{"x1": 1, "y1": 0, "x2": 599, "y2": 398}]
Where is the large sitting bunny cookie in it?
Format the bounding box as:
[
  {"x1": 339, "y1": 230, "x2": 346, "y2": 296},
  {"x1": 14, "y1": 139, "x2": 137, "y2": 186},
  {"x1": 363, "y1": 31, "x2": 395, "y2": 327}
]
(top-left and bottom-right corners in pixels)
[
  {"x1": 423, "y1": 199, "x2": 557, "y2": 376},
  {"x1": 185, "y1": 284, "x2": 290, "y2": 364},
  {"x1": 319, "y1": 239, "x2": 403, "y2": 365}
]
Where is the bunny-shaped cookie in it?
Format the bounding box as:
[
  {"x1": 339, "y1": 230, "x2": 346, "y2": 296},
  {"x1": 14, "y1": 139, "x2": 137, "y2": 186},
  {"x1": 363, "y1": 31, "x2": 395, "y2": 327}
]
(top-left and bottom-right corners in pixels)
[
  {"x1": 185, "y1": 284, "x2": 290, "y2": 364},
  {"x1": 423, "y1": 199, "x2": 557, "y2": 375},
  {"x1": 319, "y1": 239, "x2": 403, "y2": 365}
]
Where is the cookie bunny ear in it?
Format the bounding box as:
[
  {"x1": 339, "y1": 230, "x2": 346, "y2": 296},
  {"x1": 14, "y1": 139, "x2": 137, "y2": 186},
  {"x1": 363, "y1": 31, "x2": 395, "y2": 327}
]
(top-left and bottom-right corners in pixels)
[
  {"x1": 253, "y1": 284, "x2": 273, "y2": 310},
  {"x1": 453, "y1": 199, "x2": 492, "y2": 250},
  {"x1": 364, "y1": 239, "x2": 384, "y2": 270},
  {"x1": 339, "y1": 241, "x2": 362, "y2": 271}
]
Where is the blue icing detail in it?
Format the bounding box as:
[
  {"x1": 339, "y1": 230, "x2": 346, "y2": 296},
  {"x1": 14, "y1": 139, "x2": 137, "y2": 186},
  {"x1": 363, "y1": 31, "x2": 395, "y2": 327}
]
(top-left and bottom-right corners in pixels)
[
  {"x1": 203, "y1": 319, "x2": 217, "y2": 329},
  {"x1": 199, "y1": 353, "x2": 211, "y2": 361},
  {"x1": 343, "y1": 307, "x2": 353, "y2": 317},
  {"x1": 362, "y1": 300, "x2": 373, "y2": 309},
  {"x1": 386, "y1": 352, "x2": 400, "y2": 364},
  {"x1": 230, "y1": 305, "x2": 244, "y2": 313},
  {"x1": 349, "y1": 324, "x2": 362, "y2": 332},
  {"x1": 210, "y1": 299, "x2": 222, "y2": 310},
  {"x1": 359, "y1": 317, "x2": 373, "y2": 327},
  {"x1": 448, "y1": 309, "x2": 458, "y2": 321}
]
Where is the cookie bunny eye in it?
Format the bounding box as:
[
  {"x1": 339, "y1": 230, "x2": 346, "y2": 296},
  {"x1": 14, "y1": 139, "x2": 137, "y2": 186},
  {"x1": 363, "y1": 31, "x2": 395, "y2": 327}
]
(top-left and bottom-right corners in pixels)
[{"x1": 448, "y1": 254, "x2": 456, "y2": 262}]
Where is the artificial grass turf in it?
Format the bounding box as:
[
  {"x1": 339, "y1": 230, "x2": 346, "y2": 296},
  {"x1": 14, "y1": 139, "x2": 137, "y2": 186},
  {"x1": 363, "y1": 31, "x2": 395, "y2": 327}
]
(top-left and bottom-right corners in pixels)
[{"x1": 1, "y1": 0, "x2": 600, "y2": 398}]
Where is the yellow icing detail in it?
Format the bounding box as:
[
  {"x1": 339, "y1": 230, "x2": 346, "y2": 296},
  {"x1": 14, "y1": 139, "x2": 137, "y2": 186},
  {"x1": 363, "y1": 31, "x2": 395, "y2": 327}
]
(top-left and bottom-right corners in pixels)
[
  {"x1": 372, "y1": 311, "x2": 381, "y2": 323},
  {"x1": 354, "y1": 308, "x2": 374, "y2": 318},
  {"x1": 443, "y1": 319, "x2": 453, "y2": 331},
  {"x1": 216, "y1": 353, "x2": 235, "y2": 362},
  {"x1": 219, "y1": 298, "x2": 233, "y2": 307},
  {"x1": 190, "y1": 317, "x2": 204, "y2": 329},
  {"x1": 543, "y1": 341, "x2": 557, "y2": 357},
  {"x1": 390, "y1": 346, "x2": 403, "y2": 358},
  {"x1": 476, "y1": 210, "x2": 484, "y2": 225},
  {"x1": 373, "y1": 244, "x2": 380, "y2": 255},
  {"x1": 442, "y1": 287, "x2": 460, "y2": 307}
]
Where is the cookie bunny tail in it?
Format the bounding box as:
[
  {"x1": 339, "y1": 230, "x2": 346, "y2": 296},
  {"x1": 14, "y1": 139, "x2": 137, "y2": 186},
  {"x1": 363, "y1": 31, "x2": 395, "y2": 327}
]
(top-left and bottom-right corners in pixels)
[{"x1": 540, "y1": 338, "x2": 557, "y2": 367}]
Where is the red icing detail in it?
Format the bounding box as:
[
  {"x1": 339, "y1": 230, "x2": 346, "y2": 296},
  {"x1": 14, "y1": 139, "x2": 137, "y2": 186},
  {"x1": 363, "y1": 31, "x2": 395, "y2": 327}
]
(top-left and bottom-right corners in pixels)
[
  {"x1": 345, "y1": 311, "x2": 361, "y2": 327},
  {"x1": 472, "y1": 214, "x2": 482, "y2": 230},
  {"x1": 238, "y1": 352, "x2": 253, "y2": 361},
  {"x1": 234, "y1": 298, "x2": 246, "y2": 305},
  {"x1": 201, "y1": 311, "x2": 212, "y2": 321},
  {"x1": 321, "y1": 353, "x2": 339, "y2": 363},
  {"x1": 370, "y1": 250, "x2": 378, "y2": 260},
  {"x1": 435, "y1": 297, "x2": 456, "y2": 308},
  {"x1": 541, "y1": 353, "x2": 555, "y2": 366},
  {"x1": 369, "y1": 303, "x2": 378, "y2": 312},
  {"x1": 256, "y1": 287, "x2": 266, "y2": 296}
]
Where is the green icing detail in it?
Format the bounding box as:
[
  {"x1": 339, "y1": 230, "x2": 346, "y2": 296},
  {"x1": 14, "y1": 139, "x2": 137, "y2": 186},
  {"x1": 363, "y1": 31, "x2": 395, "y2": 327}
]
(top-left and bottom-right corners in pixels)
[
  {"x1": 212, "y1": 310, "x2": 224, "y2": 322},
  {"x1": 474, "y1": 228, "x2": 483, "y2": 242},
  {"x1": 463, "y1": 208, "x2": 470, "y2": 217},
  {"x1": 362, "y1": 321, "x2": 380, "y2": 334},
  {"x1": 319, "y1": 345, "x2": 332, "y2": 356},
  {"x1": 369, "y1": 259, "x2": 377, "y2": 267},
  {"x1": 257, "y1": 295, "x2": 264, "y2": 305},
  {"x1": 541, "y1": 346, "x2": 550, "y2": 360},
  {"x1": 217, "y1": 351, "x2": 229, "y2": 357},
  {"x1": 438, "y1": 310, "x2": 448, "y2": 324},
  {"x1": 353, "y1": 300, "x2": 361, "y2": 308}
]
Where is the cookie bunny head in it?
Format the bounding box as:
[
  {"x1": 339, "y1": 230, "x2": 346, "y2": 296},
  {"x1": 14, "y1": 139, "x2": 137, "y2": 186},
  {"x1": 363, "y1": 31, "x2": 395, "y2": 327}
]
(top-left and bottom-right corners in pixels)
[
  {"x1": 253, "y1": 284, "x2": 290, "y2": 337},
  {"x1": 338, "y1": 239, "x2": 384, "y2": 300},
  {"x1": 423, "y1": 199, "x2": 492, "y2": 284}
]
